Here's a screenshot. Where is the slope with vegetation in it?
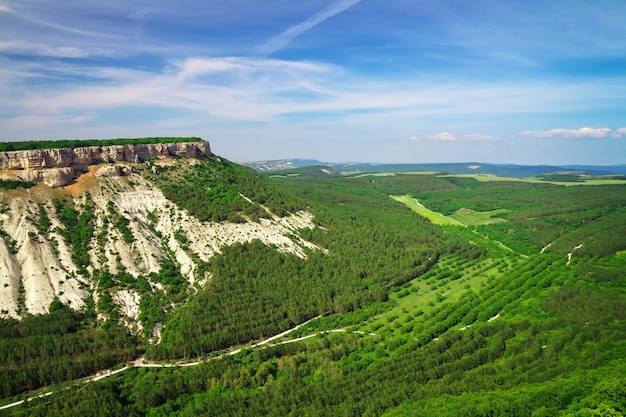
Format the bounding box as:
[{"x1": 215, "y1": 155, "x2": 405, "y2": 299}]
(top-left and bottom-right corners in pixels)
[
  {"x1": 0, "y1": 140, "x2": 321, "y2": 402},
  {"x1": 0, "y1": 160, "x2": 625, "y2": 416}
]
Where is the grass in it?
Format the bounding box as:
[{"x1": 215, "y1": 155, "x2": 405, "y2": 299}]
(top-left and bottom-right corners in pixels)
[
  {"x1": 391, "y1": 195, "x2": 464, "y2": 226},
  {"x1": 354, "y1": 255, "x2": 507, "y2": 339},
  {"x1": 445, "y1": 174, "x2": 626, "y2": 186},
  {"x1": 350, "y1": 171, "x2": 447, "y2": 178},
  {"x1": 350, "y1": 172, "x2": 398, "y2": 178},
  {"x1": 449, "y1": 208, "x2": 508, "y2": 226},
  {"x1": 286, "y1": 254, "x2": 512, "y2": 343}
]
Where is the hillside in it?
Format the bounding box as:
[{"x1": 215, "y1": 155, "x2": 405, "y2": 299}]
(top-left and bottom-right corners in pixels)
[
  {"x1": 0, "y1": 149, "x2": 625, "y2": 416},
  {"x1": 0, "y1": 139, "x2": 321, "y2": 319}
]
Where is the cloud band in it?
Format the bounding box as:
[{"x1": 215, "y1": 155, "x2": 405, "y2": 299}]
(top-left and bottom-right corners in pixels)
[{"x1": 518, "y1": 127, "x2": 626, "y2": 139}]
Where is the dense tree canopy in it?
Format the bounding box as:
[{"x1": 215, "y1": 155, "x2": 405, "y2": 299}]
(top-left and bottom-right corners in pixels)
[{"x1": 0, "y1": 137, "x2": 203, "y2": 152}]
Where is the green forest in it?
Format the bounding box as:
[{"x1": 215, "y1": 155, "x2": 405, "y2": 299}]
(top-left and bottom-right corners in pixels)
[
  {"x1": 0, "y1": 137, "x2": 202, "y2": 152},
  {"x1": 1, "y1": 160, "x2": 625, "y2": 416}
]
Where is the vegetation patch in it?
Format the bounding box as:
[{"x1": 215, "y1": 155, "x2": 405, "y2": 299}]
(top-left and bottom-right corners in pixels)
[
  {"x1": 0, "y1": 179, "x2": 35, "y2": 190},
  {"x1": 0, "y1": 305, "x2": 138, "y2": 399},
  {"x1": 391, "y1": 195, "x2": 464, "y2": 226},
  {"x1": 537, "y1": 173, "x2": 585, "y2": 182},
  {"x1": 451, "y1": 173, "x2": 626, "y2": 186},
  {"x1": 53, "y1": 199, "x2": 94, "y2": 272},
  {"x1": 0, "y1": 137, "x2": 202, "y2": 152},
  {"x1": 153, "y1": 158, "x2": 304, "y2": 222},
  {"x1": 449, "y1": 207, "x2": 508, "y2": 226}
]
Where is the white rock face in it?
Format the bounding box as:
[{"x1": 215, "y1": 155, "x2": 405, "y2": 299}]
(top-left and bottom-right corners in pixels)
[
  {"x1": 17, "y1": 167, "x2": 77, "y2": 188},
  {"x1": 0, "y1": 239, "x2": 21, "y2": 319},
  {"x1": 1, "y1": 141, "x2": 212, "y2": 187},
  {"x1": 0, "y1": 194, "x2": 89, "y2": 316},
  {"x1": 0, "y1": 157, "x2": 320, "y2": 325},
  {"x1": 113, "y1": 288, "x2": 142, "y2": 333},
  {"x1": 0, "y1": 141, "x2": 212, "y2": 170}
]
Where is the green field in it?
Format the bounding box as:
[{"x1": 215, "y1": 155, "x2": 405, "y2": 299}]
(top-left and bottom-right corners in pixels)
[
  {"x1": 391, "y1": 195, "x2": 464, "y2": 226},
  {"x1": 447, "y1": 173, "x2": 626, "y2": 186},
  {"x1": 392, "y1": 195, "x2": 508, "y2": 228},
  {"x1": 449, "y1": 207, "x2": 508, "y2": 225}
]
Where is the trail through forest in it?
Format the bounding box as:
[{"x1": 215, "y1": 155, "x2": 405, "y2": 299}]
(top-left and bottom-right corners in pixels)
[{"x1": 0, "y1": 315, "x2": 375, "y2": 411}]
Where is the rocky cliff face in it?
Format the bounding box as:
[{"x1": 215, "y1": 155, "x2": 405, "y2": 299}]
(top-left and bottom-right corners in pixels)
[
  {"x1": 0, "y1": 157, "x2": 320, "y2": 333},
  {"x1": 0, "y1": 141, "x2": 212, "y2": 187}
]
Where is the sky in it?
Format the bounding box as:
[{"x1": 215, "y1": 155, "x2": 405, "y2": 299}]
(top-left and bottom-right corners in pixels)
[{"x1": 1, "y1": 0, "x2": 625, "y2": 165}]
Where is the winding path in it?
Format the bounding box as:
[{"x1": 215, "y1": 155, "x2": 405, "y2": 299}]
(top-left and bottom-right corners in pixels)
[{"x1": 1, "y1": 316, "x2": 375, "y2": 411}]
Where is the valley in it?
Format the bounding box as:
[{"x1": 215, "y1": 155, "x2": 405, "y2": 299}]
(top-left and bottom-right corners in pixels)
[{"x1": 0, "y1": 140, "x2": 625, "y2": 416}]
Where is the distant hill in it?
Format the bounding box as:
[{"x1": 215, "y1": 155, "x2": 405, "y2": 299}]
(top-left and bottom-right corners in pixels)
[
  {"x1": 244, "y1": 159, "x2": 324, "y2": 172},
  {"x1": 562, "y1": 164, "x2": 626, "y2": 175},
  {"x1": 245, "y1": 159, "x2": 625, "y2": 178},
  {"x1": 266, "y1": 165, "x2": 339, "y2": 178}
]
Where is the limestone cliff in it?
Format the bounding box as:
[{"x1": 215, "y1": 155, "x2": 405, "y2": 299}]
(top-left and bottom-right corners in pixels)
[
  {"x1": 0, "y1": 157, "x2": 320, "y2": 333},
  {"x1": 0, "y1": 141, "x2": 212, "y2": 187}
]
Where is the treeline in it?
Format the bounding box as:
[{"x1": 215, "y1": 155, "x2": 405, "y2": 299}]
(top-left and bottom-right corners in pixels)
[
  {"x1": 0, "y1": 137, "x2": 202, "y2": 152},
  {"x1": 0, "y1": 305, "x2": 139, "y2": 399}
]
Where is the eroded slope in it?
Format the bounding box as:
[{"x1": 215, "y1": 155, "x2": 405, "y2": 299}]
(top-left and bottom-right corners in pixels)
[{"x1": 0, "y1": 159, "x2": 319, "y2": 332}]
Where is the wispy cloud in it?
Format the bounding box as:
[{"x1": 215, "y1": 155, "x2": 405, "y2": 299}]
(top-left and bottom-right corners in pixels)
[
  {"x1": 410, "y1": 133, "x2": 499, "y2": 142},
  {"x1": 255, "y1": 0, "x2": 364, "y2": 56},
  {"x1": 0, "y1": 40, "x2": 99, "y2": 58},
  {"x1": 518, "y1": 127, "x2": 626, "y2": 139},
  {"x1": 2, "y1": 53, "x2": 624, "y2": 134},
  {"x1": 175, "y1": 57, "x2": 332, "y2": 81}
]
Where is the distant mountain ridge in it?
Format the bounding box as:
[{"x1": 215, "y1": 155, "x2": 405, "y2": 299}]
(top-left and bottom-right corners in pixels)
[{"x1": 244, "y1": 159, "x2": 626, "y2": 177}]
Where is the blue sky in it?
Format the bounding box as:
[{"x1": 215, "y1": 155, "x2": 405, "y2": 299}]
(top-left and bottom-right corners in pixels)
[{"x1": 1, "y1": 0, "x2": 625, "y2": 165}]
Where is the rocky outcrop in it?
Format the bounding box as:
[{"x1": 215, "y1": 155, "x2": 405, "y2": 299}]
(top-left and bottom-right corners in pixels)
[
  {"x1": 0, "y1": 141, "x2": 211, "y2": 170},
  {"x1": 17, "y1": 167, "x2": 76, "y2": 188},
  {"x1": 95, "y1": 164, "x2": 133, "y2": 178},
  {"x1": 0, "y1": 141, "x2": 211, "y2": 187}
]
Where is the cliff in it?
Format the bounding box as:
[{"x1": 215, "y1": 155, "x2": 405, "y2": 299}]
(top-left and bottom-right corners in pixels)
[{"x1": 0, "y1": 141, "x2": 212, "y2": 187}]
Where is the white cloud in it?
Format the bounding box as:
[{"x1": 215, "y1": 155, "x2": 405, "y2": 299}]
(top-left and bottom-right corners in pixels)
[
  {"x1": 410, "y1": 132, "x2": 498, "y2": 142},
  {"x1": 576, "y1": 127, "x2": 612, "y2": 138},
  {"x1": 410, "y1": 132, "x2": 456, "y2": 141},
  {"x1": 430, "y1": 132, "x2": 457, "y2": 141},
  {"x1": 518, "y1": 127, "x2": 622, "y2": 139},
  {"x1": 255, "y1": 0, "x2": 363, "y2": 56}
]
